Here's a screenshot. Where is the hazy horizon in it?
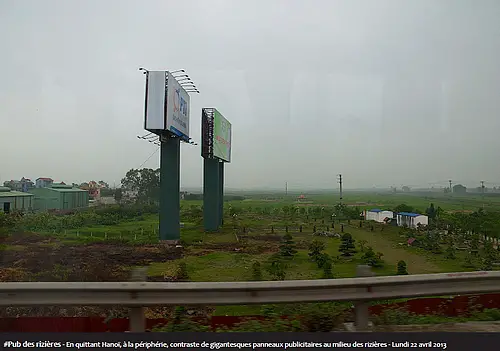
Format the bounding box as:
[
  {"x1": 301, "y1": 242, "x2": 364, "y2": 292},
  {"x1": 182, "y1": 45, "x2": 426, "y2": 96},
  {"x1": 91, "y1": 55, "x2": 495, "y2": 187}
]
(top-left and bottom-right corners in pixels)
[{"x1": 2, "y1": 0, "x2": 500, "y2": 190}]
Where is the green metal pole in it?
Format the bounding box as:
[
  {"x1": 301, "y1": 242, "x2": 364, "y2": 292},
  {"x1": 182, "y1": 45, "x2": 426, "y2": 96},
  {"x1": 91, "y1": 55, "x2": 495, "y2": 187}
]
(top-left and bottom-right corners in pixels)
[
  {"x1": 203, "y1": 158, "x2": 220, "y2": 232},
  {"x1": 159, "y1": 135, "x2": 180, "y2": 242},
  {"x1": 219, "y1": 161, "x2": 224, "y2": 226}
]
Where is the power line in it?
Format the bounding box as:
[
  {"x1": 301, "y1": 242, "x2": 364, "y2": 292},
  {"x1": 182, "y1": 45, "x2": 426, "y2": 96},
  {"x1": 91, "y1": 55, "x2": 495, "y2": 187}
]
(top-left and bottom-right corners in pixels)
[{"x1": 138, "y1": 148, "x2": 159, "y2": 169}]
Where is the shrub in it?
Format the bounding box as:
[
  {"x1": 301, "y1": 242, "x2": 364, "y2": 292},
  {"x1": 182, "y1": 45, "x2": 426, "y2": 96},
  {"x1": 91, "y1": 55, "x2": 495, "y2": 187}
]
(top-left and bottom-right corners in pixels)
[
  {"x1": 397, "y1": 260, "x2": 408, "y2": 275},
  {"x1": 251, "y1": 262, "x2": 262, "y2": 281}
]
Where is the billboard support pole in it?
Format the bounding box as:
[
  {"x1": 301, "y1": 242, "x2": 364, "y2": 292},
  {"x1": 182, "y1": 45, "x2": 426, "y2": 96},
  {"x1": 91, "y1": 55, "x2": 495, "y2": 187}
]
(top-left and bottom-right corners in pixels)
[
  {"x1": 159, "y1": 134, "x2": 181, "y2": 242},
  {"x1": 203, "y1": 158, "x2": 220, "y2": 232},
  {"x1": 219, "y1": 161, "x2": 224, "y2": 226}
]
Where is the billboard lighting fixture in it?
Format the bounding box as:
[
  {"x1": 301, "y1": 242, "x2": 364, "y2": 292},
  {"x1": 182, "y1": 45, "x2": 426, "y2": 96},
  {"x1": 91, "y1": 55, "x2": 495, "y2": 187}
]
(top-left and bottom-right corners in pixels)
[
  {"x1": 138, "y1": 67, "x2": 149, "y2": 74},
  {"x1": 172, "y1": 74, "x2": 189, "y2": 79},
  {"x1": 170, "y1": 69, "x2": 185, "y2": 74}
]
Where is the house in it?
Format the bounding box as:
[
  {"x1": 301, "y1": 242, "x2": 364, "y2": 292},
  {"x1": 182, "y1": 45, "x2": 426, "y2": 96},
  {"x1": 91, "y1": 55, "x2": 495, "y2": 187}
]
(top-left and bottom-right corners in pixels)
[
  {"x1": 0, "y1": 186, "x2": 34, "y2": 213},
  {"x1": 396, "y1": 212, "x2": 428, "y2": 228},
  {"x1": 31, "y1": 184, "x2": 89, "y2": 211},
  {"x1": 36, "y1": 177, "x2": 53, "y2": 188},
  {"x1": 364, "y1": 209, "x2": 394, "y2": 223},
  {"x1": 3, "y1": 178, "x2": 34, "y2": 192}
]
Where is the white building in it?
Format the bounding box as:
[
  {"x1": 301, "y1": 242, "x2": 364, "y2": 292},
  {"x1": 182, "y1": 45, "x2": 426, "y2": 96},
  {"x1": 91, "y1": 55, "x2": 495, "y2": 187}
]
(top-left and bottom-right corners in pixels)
[
  {"x1": 364, "y1": 209, "x2": 394, "y2": 223},
  {"x1": 396, "y1": 212, "x2": 429, "y2": 228}
]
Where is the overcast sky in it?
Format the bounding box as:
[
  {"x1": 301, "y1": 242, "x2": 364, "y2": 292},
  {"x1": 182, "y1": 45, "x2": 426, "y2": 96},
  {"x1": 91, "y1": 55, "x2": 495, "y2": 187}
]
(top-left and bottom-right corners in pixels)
[{"x1": 1, "y1": 0, "x2": 500, "y2": 190}]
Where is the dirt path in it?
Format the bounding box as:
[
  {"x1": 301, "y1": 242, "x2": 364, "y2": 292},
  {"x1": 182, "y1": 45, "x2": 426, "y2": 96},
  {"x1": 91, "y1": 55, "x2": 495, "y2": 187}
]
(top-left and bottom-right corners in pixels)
[{"x1": 346, "y1": 227, "x2": 441, "y2": 274}]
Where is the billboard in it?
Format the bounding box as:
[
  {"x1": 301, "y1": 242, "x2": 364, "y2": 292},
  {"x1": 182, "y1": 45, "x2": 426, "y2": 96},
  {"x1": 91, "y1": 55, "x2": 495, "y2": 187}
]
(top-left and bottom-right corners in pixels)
[
  {"x1": 144, "y1": 71, "x2": 190, "y2": 140},
  {"x1": 212, "y1": 109, "x2": 232, "y2": 162},
  {"x1": 201, "y1": 108, "x2": 232, "y2": 163}
]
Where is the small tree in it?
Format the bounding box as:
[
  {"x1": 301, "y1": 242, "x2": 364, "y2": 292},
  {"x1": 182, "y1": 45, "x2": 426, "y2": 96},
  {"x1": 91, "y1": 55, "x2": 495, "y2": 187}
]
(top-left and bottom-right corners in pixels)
[
  {"x1": 251, "y1": 262, "x2": 262, "y2": 281},
  {"x1": 445, "y1": 244, "x2": 456, "y2": 259},
  {"x1": 322, "y1": 261, "x2": 334, "y2": 279},
  {"x1": 481, "y1": 257, "x2": 493, "y2": 271},
  {"x1": 176, "y1": 262, "x2": 189, "y2": 281},
  {"x1": 358, "y1": 239, "x2": 368, "y2": 252},
  {"x1": 316, "y1": 253, "x2": 332, "y2": 269},
  {"x1": 361, "y1": 247, "x2": 384, "y2": 268},
  {"x1": 397, "y1": 260, "x2": 408, "y2": 275},
  {"x1": 308, "y1": 239, "x2": 326, "y2": 261},
  {"x1": 339, "y1": 233, "x2": 357, "y2": 257},
  {"x1": 279, "y1": 233, "x2": 297, "y2": 258},
  {"x1": 266, "y1": 255, "x2": 287, "y2": 281}
]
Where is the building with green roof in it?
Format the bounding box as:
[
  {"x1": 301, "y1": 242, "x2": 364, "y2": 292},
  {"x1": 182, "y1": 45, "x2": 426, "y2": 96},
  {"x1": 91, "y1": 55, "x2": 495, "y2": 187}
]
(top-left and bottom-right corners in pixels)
[
  {"x1": 30, "y1": 184, "x2": 89, "y2": 211},
  {"x1": 0, "y1": 186, "x2": 35, "y2": 213}
]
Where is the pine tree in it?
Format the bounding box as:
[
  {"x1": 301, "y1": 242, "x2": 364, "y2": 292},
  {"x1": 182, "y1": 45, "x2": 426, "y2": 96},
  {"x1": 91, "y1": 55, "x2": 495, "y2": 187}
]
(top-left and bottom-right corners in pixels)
[
  {"x1": 397, "y1": 260, "x2": 408, "y2": 275},
  {"x1": 279, "y1": 233, "x2": 298, "y2": 257},
  {"x1": 339, "y1": 233, "x2": 357, "y2": 257}
]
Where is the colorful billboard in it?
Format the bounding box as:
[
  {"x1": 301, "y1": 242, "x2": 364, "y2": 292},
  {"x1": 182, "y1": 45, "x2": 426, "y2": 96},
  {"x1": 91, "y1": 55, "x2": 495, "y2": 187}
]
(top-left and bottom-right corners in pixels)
[
  {"x1": 144, "y1": 71, "x2": 190, "y2": 140},
  {"x1": 212, "y1": 109, "x2": 231, "y2": 162},
  {"x1": 165, "y1": 71, "x2": 190, "y2": 140}
]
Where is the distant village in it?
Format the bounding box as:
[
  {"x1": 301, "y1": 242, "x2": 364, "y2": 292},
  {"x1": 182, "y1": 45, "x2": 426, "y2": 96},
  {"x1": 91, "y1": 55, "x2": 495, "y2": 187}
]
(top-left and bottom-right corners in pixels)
[{"x1": 0, "y1": 177, "x2": 132, "y2": 213}]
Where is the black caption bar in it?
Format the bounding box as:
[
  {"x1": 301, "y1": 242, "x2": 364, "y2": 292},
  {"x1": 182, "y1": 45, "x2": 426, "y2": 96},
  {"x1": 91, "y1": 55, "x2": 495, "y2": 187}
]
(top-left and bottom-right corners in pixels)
[{"x1": 0, "y1": 333, "x2": 492, "y2": 351}]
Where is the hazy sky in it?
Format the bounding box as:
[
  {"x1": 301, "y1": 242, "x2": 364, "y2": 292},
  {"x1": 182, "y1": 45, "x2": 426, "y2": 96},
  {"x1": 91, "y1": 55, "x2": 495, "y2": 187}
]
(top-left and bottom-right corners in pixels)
[{"x1": 1, "y1": 0, "x2": 500, "y2": 190}]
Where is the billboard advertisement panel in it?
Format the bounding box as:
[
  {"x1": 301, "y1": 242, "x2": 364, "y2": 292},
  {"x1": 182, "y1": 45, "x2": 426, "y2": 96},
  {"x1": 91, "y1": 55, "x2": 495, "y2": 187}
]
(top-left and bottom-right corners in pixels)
[
  {"x1": 212, "y1": 109, "x2": 232, "y2": 162},
  {"x1": 165, "y1": 71, "x2": 190, "y2": 140},
  {"x1": 144, "y1": 71, "x2": 190, "y2": 140},
  {"x1": 144, "y1": 71, "x2": 166, "y2": 131}
]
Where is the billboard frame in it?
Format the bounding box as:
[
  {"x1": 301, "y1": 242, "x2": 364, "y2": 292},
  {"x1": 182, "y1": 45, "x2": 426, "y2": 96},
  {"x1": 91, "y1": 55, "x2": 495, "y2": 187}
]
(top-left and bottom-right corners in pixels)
[{"x1": 144, "y1": 71, "x2": 191, "y2": 142}]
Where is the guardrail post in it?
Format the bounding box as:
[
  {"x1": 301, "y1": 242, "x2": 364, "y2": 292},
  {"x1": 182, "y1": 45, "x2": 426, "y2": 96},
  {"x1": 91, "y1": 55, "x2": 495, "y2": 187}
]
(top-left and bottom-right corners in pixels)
[
  {"x1": 129, "y1": 267, "x2": 148, "y2": 332},
  {"x1": 354, "y1": 265, "x2": 373, "y2": 331}
]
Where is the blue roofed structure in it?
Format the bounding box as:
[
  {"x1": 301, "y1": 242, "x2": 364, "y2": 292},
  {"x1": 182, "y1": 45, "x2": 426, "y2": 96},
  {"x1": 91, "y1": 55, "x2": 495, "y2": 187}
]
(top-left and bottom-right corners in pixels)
[
  {"x1": 397, "y1": 212, "x2": 421, "y2": 217},
  {"x1": 396, "y1": 212, "x2": 428, "y2": 228},
  {"x1": 369, "y1": 209, "x2": 382, "y2": 213}
]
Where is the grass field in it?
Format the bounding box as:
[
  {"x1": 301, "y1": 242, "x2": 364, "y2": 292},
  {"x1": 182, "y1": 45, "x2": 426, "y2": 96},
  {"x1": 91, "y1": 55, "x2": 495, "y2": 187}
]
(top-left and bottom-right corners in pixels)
[{"x1": 3, "y1": 190, "x2": 499, "y2": 317}]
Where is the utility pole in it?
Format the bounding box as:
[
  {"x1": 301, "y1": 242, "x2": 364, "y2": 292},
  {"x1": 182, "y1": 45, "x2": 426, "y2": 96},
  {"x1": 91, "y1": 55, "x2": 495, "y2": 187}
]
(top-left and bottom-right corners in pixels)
[
  {"x1": 481, "y1": 180, "x2": 485, "y2": 208},
  {"x1": 337, "y1": 174, "x2": 343, "y2": 204},
  {"x1": 448, "y1": 179, "x2": 452, "y2": 192}
]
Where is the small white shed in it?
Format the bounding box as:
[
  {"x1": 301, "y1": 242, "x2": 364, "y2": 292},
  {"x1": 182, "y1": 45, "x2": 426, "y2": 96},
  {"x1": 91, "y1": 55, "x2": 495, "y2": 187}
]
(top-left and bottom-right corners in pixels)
[
  {"x1": 364, "y1": 209, "x2": 394, "y2": 223},
  {"x1": 396, "y1": 212, "x2": 428, "y2": 228}
]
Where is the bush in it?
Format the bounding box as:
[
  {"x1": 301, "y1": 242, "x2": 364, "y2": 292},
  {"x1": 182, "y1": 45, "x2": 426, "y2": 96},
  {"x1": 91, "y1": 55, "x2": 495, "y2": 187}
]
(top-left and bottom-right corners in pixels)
[
  {"x1": 322, "y1": 261, "x2": 334, "y2": 279},
  {"x1": 151, "y1": 306, "x2": 209, "y2": 332},
  {"x1": 176, "y1": 262, "x2": 189, "y2": 281},
  {"x1": 397, "y1": 260, "x2": 408, "y2": 275},
  {"x1": 251, "y1": 262, "x2": 262, "y2": 281},
  {"x1": 362, "y1": 247, "x2": 384, "y2": 268},
  {"x1": 308, "y1": 239, "x2": 326, "y2": 261},
  {"x1": 266, "y1": 255, "x2": 287, "y2": 281}
]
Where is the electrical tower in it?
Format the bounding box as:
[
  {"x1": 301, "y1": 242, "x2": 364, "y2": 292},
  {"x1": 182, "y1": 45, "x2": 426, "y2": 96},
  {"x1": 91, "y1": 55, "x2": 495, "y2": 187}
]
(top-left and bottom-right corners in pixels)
[
  {"x1": 337, "y1": 174, "x2": 343, "y2": 204},
  {"x1": 449, "y1": 179, "x2": 452, "y2": 192},
  {"x1": 285, "y1": 182, "x2": 288, "y2": 196}
]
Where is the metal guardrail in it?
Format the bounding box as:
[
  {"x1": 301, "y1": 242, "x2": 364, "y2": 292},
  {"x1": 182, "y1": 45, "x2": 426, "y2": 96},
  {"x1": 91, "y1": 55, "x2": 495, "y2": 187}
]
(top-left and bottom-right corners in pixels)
[{"x1": 1, "y1": 267, "x2": 499, "y2": 332}]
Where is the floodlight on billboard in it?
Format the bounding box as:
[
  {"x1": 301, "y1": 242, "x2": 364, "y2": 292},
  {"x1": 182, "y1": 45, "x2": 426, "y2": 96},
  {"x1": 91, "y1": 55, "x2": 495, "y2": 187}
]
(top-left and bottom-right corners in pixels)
[
  {"x1": 143, "y1": 71, "x2": 191, "y2": 141},
  {"x1": 201, "y1": 108, "x2": 232, "y2": 163}
]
